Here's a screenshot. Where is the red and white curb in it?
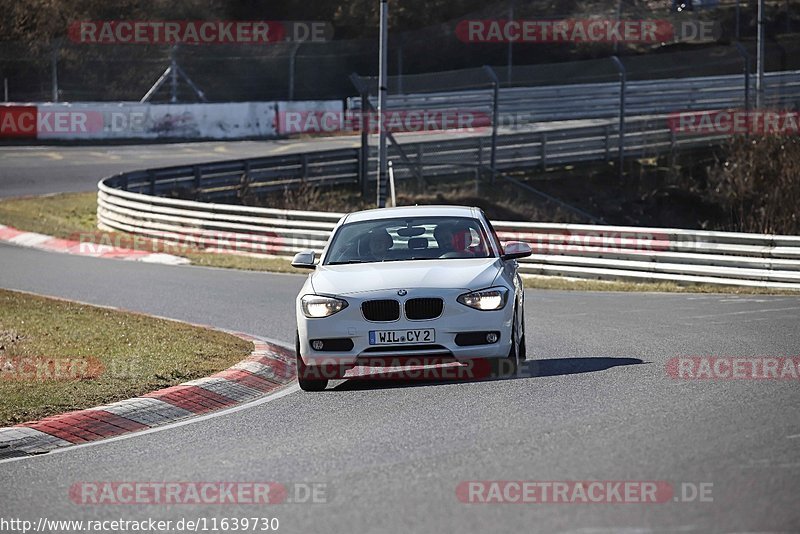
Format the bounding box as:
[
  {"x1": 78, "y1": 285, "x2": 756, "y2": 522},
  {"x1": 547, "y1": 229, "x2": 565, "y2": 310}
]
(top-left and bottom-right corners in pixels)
[
  {"x1": 0, "y1": 224, "x2": 189, "y2": 265},
  {"x1": 0, "y1": 332, "x2": 295, "y2": 458}
]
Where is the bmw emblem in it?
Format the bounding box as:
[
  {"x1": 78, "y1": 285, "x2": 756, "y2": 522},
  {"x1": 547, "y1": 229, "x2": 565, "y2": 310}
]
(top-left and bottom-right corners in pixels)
[{"x1": 397, "y1": 289, "x2": 407, "y2": 296}]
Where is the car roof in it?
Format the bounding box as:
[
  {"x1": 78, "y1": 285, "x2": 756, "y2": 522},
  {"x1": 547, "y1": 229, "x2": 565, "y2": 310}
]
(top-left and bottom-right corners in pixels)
[{"x1": 343, "y1": 205, "x2": 479, "y2": 224}]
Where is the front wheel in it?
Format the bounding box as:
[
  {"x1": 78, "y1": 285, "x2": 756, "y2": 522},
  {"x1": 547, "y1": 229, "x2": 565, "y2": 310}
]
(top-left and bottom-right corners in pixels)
[
  {"x1": 296, "y1": 332, "x2": 328, "y2": 392},
  {"x1": 504, "y1": 307, "x2": 525, "y2": 376}
]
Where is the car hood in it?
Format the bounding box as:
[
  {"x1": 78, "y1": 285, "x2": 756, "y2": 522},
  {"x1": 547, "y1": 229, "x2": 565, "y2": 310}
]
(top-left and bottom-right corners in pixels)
[{"x1": 310, "y1": 258, "x2": 502, "y2": 296}]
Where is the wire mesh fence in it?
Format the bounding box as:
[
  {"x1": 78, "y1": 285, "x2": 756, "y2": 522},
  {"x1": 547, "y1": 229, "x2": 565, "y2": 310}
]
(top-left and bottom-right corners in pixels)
[{"x1": 0, "y1": 0, "x2": 797, "y2": 103}]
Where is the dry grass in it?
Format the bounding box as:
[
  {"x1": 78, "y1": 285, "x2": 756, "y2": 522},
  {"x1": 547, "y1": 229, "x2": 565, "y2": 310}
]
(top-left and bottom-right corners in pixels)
[{"x1": 0, "y1": 289, "x2": 251, "y2": 426}]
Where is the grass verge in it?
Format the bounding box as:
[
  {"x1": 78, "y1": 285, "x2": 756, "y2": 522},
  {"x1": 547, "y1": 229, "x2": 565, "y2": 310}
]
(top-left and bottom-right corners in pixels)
[
  {"x1": 0, "y1": 192, "x2": 295, "y2": 272},
  {"x1": 0, "y1": 289, "x2": 252, "y2": 426},
  {"x1": 1, "y1": 192, "x2": 797, "y2": 294}
]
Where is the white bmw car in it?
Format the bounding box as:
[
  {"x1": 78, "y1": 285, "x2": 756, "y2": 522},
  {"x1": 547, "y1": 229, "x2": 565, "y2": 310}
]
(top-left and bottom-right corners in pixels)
[{"x1": 291, "y1": 205, "x2": 532, "y2": 391}]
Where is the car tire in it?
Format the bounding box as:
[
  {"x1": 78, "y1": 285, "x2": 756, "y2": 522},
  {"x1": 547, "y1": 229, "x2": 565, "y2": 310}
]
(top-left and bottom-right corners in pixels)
[
  {"x1": 504, "y1": 319, "x2": 520, "y2": 377},
  {"x1": 518, "y1": 304, "x2": 526, "y2": 362},
  {"x1": 296, "y1": 332, "x2": 328, "y2": 392}
]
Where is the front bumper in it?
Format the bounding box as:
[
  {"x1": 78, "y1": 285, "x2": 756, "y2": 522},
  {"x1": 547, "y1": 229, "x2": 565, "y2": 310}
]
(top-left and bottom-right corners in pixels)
[{"x1": 296, "y1": 288, "x2": 514, "y2": 367}]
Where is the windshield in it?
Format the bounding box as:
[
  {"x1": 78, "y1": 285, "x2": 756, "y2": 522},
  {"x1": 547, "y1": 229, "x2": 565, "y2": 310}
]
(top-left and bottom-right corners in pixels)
[{"x1": 324, "y1": 216, "x2": 494, "y2": 265}]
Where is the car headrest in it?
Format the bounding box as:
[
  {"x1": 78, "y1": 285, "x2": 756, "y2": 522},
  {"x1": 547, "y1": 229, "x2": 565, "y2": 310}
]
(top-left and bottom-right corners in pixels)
[{"x1": 407, "y1": 237, "x2": 428, "y2": 250}]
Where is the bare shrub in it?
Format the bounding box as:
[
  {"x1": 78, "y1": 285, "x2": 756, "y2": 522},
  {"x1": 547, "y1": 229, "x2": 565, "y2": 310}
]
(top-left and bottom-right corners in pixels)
[{"x1": 707, "y1": 136, "x2": 800, "y2": 234}]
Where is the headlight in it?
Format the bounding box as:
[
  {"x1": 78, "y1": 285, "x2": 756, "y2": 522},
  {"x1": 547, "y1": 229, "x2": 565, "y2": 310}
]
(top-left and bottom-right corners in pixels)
[
  {"x1": 301, "y1": 295, "x2": 348, "y2": 318},
  {"x1": 457, "y1": 287, "x2": 508, "y2": 311}
]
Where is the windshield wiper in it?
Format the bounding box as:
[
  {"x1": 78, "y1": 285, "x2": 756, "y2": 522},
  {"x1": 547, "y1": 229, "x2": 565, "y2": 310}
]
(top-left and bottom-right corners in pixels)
[{"x1": 327, "y1": 260, "x2": 375, "y2": 265}]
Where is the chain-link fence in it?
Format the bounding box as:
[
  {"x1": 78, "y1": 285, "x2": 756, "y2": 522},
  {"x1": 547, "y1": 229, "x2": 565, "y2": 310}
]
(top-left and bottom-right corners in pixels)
[{"x1": 0, "y1": 0, "x2": 796, "y2": 103}]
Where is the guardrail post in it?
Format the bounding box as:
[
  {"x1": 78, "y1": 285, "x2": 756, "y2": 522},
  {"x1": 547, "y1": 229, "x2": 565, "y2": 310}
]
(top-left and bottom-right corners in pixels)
[
  {"x1": 604, "y1": 124, "x2": 611, "y2": 162},
  {"x1": 301, "y1": 153, "x2": 309, "y2": 182},
  {"x1": 240, "y1": 161, "x2": 251, "y2": 198},
  {"x1": 193, "y1": 166, "x2": 202, "y2": 191},
  {"x1": 610, "y1": 56, "x2": 627, "y2": 182},
  {"x1": 148, "y1": 171, "x2": 156, "y2": 196},
  {"x1": 541, "y1": 132, "x2": 547, "y2": 170}
]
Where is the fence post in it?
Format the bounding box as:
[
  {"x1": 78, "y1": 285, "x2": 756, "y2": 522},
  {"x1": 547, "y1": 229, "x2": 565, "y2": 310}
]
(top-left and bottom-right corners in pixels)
[
  {"x1": 416, "y1": 144, "x2": 424, "y2": 190},
  {"x1": 51, "y1": 39, "x2": 61, "y2": 102},
  {"x1": 349, "y1": 73, "x2": 371, "y2": 200},
  {"x1": 170, "y1": 47, "x2": 178, "y2": 103},
  {"x1": 477, "y1": 137, "x2": 484, "y2": 172},
  {"x1": 482, "y1": 65, "x2": 500, "y2": 183},
  {"x1": 734, "y1": 42, "x2": 751, "y2": 115},
  {"x1": 610, "y1": 56, "x2": 626, "y2": 181},
  {"x1": 288, "y1": 41, "x2": 301, "y2": 101}
]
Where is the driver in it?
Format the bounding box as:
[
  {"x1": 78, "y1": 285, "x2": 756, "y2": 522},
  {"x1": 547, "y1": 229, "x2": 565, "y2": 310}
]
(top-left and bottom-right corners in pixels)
[
  {"x1": 434, "y1": 223, "x2": 473, "y2": 256},
  {"x1": 360, "y1": 228, "x2": 393, "y2": 261}
]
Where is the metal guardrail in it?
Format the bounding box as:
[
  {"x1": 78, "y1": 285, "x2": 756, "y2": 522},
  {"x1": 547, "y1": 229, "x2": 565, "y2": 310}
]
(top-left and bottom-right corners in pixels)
[
  {"x1": 98, "y1": 180, "x2": 800, "y2": 289},
  {"x1": 101, "y1": 114, "x2": 728, "y2": 205},
  {"x1": 100, "y1": 70, "x2": 800, "y2": 201},
  {"x1": 95, "y1": 68, "x2": 800, "y2": 289},
  {"x1": 348, "y1": 70, "x2": 800, "y2": 125}
]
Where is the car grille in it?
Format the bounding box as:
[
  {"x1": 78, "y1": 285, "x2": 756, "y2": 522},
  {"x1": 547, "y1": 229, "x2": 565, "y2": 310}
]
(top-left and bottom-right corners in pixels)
[
  {"x1": 362, "y1": 299, "x2": 400, "y2": 322},
  {"x1": 405, "y1": 298, "x2": 444, "y2": 320}
]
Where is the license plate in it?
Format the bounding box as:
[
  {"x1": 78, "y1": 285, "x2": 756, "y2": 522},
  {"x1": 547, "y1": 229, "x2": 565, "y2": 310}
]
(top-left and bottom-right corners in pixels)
[{"x1": 369, "y1": 329, "x2": 435, "y2": 345}]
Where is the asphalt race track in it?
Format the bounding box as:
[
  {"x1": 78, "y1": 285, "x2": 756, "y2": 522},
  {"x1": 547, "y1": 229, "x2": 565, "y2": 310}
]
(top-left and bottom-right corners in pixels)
[
  {"x1": 0, "y1": 147, "x2": 799, "y2": 533},
  {"x1": 0, "y1": 138, "x2": 360, "y2": 198}
]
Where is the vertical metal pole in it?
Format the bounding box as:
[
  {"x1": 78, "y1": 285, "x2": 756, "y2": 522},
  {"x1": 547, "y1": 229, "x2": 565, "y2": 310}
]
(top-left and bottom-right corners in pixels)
[
  {"x1": 377, "y1": 0, "x2": 389, "y2": 208},
  {"x1": 388, "y1": 161, "x2": 396, "y2": 207},
  {"x1": 734, "y1": 43, "x2": 750, "y2": 114},
  {"x1": 613, "y1": 0, "x2": 621, "y2": 54},
  {"x1": 170, "y1": 47, "x2": 178, "y2": 103},
  {"x1": 360, "y1": 93, "x2": 370, "y2": 198},
  {"x1": 756, "y1": 0, "x2": 765, "y2": 108},
  {"x1": 51, "y1": 42, "x2": 59, "y2": 102},
  {"x1": 483, "y1": 65, "x2": 499, "y2": 183},
  {"x1": 507, "y1": 0, "x2": 514, "y2": 84},
  {"x1": 735, "y1": 0, "x2": 740, "y2": 40},
  {"x1": 397, "y1": 38, "x2": 403, "y2": 94},
  {"x1": 3, "y1": 78, "x2": 7, "y2": 102},
  {"x1": 610, "y1": 56, "x2": 626, "y2": 181},
  {"x1": 288, "y1": 41, "x2": 301, "y2": 101}
]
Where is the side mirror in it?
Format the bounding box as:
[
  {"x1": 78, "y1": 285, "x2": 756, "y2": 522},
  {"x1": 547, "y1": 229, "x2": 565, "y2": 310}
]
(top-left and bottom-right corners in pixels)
[
  {"x1": 291, "y1": 250, "x2": 317, "y2": 269},
  {"x1": 501, "y1": 241, "x2": 532, "y2": 260}
]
